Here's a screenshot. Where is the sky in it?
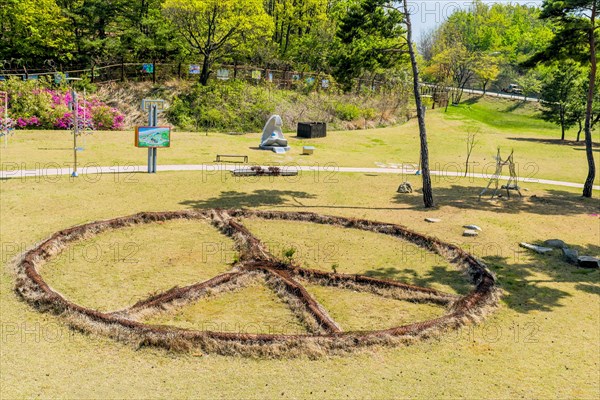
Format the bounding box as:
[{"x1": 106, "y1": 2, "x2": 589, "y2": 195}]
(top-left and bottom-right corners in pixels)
[{"x1": 409, "y1": 0, "x2": 545, "y2": 39}]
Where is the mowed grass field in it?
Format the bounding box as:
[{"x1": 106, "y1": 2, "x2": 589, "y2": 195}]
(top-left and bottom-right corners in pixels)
[
  {"x1": 1, "y1": 96, "x2": 598, "y2": 184},
  {"x1": 0, "y1": 96, "x2": 599, "y2": 399}
]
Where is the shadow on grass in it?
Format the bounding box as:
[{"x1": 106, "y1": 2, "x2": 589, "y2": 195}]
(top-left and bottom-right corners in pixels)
[
  {"x1": 393, "y1": 186, "x2": 599, "y2": 216},
  {"x1": 461, "y1": 95, "x2": 484, "y2": 106},
  {"x1": 508, "y1": 137, "x2": 600, "y2": 148},
  {"x1": 574, "y1": 283, "x2": 600, "y2": 296},
  {"x1": 181, "y1": 190, "x2": 412, "y2": 211},
  {"x1": 363, "y1": 265, "x2": 472, "y2": 296},
  {"x1": 572, "y1": 147, "x2": 600, "y2": 153},
  {"x1": 482, "y1": 243, "x2": 600, "y2": 313},
  {"x1": 179, "y1": 189, "x2": 598, "y2": 313},
  {"x1": 502, "y1": 100, "x2": 528, "y2": 113},
  {"x1": 180, "y1": 190, "x2": 317, "y2": 209},
  {"x1": 362, "y1": 246, "x2": 599, "y2": 313}
]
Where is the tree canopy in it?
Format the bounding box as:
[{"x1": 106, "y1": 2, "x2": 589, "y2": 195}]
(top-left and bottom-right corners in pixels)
[
  {"x1": 531, "y1": 0, "x2": 599, "y2": 198},
  {"x1": 163, "y1": 0, "x2": 272, "y2": 85},
  {"x1": 423, "y1": 0, "x2": 554, "y2": 93}
]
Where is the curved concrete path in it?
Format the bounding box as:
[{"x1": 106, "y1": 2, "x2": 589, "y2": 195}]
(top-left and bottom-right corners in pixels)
[{"x1": 1, "y1": 164, "x2": 598, "y2": 191}]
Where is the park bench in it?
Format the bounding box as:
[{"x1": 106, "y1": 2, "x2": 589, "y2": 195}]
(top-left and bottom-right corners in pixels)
[{"x1": 215, "y1": 154, "x2": 249, "y2": 163}]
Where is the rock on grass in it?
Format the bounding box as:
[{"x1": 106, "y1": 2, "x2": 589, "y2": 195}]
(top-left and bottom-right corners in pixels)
[
  {"x1": 562, "y1": 248, "x2": 579, "y2": 265},
  {"x1": 544, "y1": 239, "x2": 567, "y2": 249},
  {"x1": 519, "y1": 242, "x2": 553, "y2": 254},
  {"x1": 577, "y1": 256, "x2": 600, "y2": 269}
]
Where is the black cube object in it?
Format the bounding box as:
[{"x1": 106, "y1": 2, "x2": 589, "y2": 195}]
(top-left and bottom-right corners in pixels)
[{"x1": 297, "y1": 122, "x2": 327, "y2": 138}]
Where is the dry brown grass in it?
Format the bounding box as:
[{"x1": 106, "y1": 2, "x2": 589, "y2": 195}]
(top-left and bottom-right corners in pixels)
[{"x1": 13, "y1": 209, "x2": 498, "y2": 357}]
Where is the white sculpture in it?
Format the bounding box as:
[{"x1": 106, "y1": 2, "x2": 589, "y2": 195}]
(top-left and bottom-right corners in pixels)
[{"x1": 260, "y1": 115, "x2": 289, "y2": 152}]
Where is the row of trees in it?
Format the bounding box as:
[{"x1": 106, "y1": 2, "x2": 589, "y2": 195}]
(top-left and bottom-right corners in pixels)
[
  {"x1": 539, "y1": 61, "x2": 599, "y2": 142},
  {"x1": 1, "y1": 1, "x2": 582, "y2": 101},
  {"x1": 420, "y1": 1, "x2": 554, "y2": 100},
  {"x1": 0, "y1": 1, "x2": 404, "y2": 86},
  {"x1": 531, "y1": 0, "x2": 598, "y2": 198},
  {"x1": 0, "y1": 0, "x2": 551, "y2": 93},
  {"x1": 419, "y1": 0, "x2": 597, "y2": 198}
]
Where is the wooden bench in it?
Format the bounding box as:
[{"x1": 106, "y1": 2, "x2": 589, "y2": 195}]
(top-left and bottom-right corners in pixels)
[{"x1": 215, "y1": 154, "x2": 248, "y2": 163}]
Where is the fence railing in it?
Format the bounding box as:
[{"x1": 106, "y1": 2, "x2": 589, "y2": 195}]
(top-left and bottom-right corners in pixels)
[
  {"x1": 2, "y1": 62, "x2": 535, "y2": 101},
  {"x1": 0, "y1": 62, "x2": 414, "y2": 94}
]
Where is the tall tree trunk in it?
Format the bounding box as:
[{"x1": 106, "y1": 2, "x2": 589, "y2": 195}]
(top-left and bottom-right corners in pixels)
[
  {"x1": 283, "y1": 23, "x2": 292, "y2": 55},
  {"x1": 403, "y1": 0, "x2": 434, "y2": 208},
  {"x1": 577, "y1": 119, "x2": 583, "y2": 142},
  {"x1": 200, "y1": 54, "x2": 211, "y2": 86},
  {"x1": 583, "y1": 2, "x2": 597, "y2": 198}
]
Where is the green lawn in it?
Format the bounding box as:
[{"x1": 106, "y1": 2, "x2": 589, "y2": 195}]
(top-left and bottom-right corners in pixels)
[
  {"x1": 1, "y1": 96, "x2": 597, "y2": 184},
  {"x1": 1, "y1": 96, "x2": 598, "y2": 398},
  {"x1": 302, "y1": 284, "x2": 447, "y2": 331},
  {"x1": 1, "y1": 170, "x2": 598, "y2": 398},
  {"x1": 145, "y1": 282, "x2": 308, "y2": 335},
  {"x1": 243, "y1": 218, "x2": 468, "y2": 295},
  {"x1": 444, "y1": 96, "x2": 559, "y2": 133},
  {"x1": 40, "y1": 219, "x2": 235, "y2": 312}
]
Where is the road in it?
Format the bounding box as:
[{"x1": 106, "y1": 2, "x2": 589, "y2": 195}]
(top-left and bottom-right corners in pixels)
[{"x1": 420, "y1": 83, "x2": 540, "y2": 103}]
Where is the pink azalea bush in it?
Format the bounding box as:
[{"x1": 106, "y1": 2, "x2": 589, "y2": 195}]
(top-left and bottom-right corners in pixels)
[
  {"x1": 0, "y1": 78, "x2": 125, "y2": 130},
  {"x1": 46, "y1": 91, "x2": 124, "y2": 130}
]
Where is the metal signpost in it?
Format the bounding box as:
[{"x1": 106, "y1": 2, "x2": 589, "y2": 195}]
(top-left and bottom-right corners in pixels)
[
  {"x1": 0, "y1": 91, "x2": 10, "y2": 148},
  {"x1": 67, "y1": 78, "x2": 83, "y2": 177},
  {"x1": 140, "y1": 99, "x2": 166, "y2": 173}
]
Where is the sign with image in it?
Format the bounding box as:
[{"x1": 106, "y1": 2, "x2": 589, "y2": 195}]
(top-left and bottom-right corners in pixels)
[
  {"x1": 135, "y1": 126, "x2": 171, "y2": 148},
  {"x1": 321, "y1": 79, "x2": 330, "y2": 89},
  {"x1": 142, "y1": 64, "x2": 154, "y2": 74},
  {"x1": 54, "y1": 73, "x2": 68, "y2": 84},
  {"x1": 189, "y1": 64, "x2": 200, "y2": 74},
  {"x1": 251, "y1": 70, "x2": 261, "y2": 80},
  {"x1": 217, "y1": 69, "x2": 230, "y2": 80}
]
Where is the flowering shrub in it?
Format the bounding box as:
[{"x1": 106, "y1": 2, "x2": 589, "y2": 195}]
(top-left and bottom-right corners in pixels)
[
  {"x1": 16, "y1": 116, "x2": 41, "y2": 128},
  {"x1": 45, "y1": 89, "x2": 124, "y2": 130},
  {"x1": 0, "y1": 77, "x2": 125, "y2": 130},
  {"x1": 0, "y1": 117, "x2": 15, "y2": 135}
]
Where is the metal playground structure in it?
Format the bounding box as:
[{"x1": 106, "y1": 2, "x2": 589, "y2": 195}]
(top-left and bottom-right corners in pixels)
[{"x1": 0, "y1": 91, "x2": 14, "y2": 148}]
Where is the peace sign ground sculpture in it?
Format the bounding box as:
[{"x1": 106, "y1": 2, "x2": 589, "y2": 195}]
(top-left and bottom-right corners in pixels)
[{"x1": 15, "y1": 209, "x2": 498, "y2": 357}]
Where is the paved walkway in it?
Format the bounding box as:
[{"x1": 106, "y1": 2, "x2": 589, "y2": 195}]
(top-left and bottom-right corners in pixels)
[{"x1": 1, "y1": 164, "x2": 598, "y2": 191}]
